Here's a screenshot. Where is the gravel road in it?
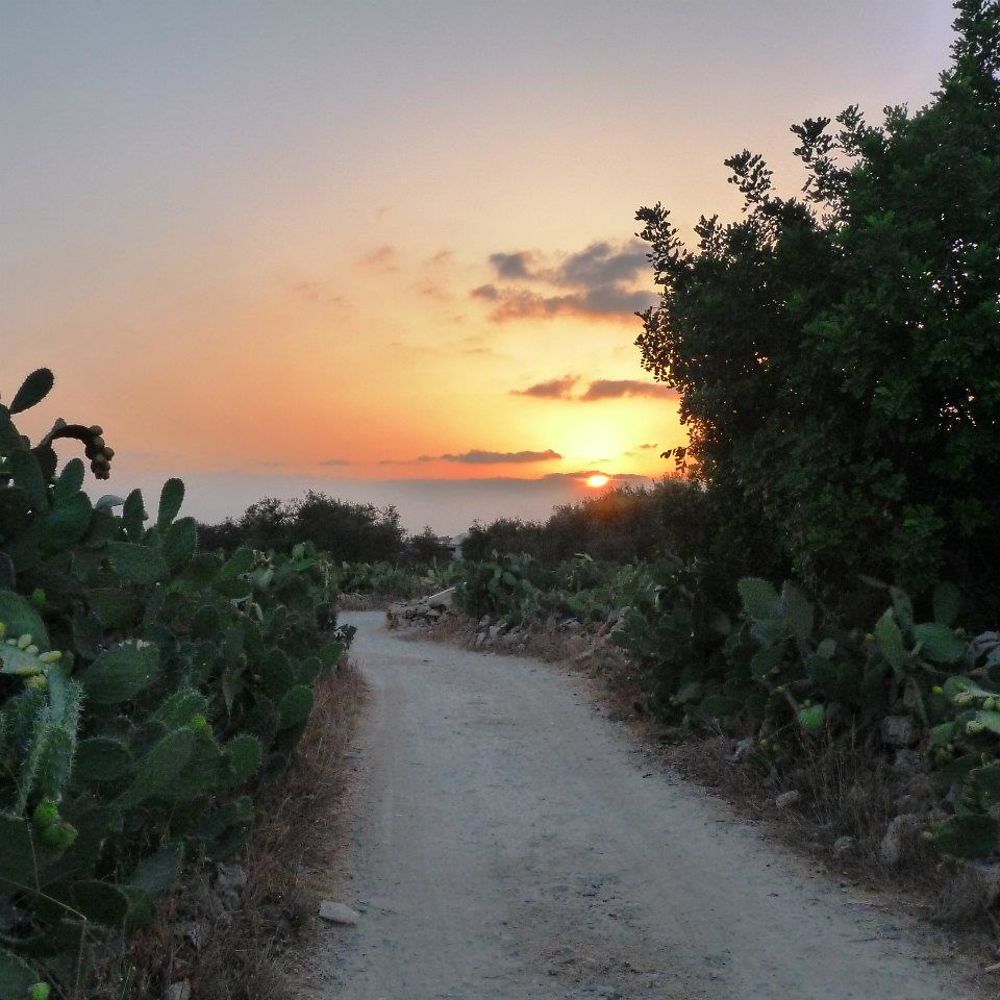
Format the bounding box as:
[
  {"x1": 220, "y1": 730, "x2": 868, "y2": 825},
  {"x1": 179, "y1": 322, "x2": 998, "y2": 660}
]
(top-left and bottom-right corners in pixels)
[{"x1": 317, "y1": 611, "x2": 971, "y2": 999}]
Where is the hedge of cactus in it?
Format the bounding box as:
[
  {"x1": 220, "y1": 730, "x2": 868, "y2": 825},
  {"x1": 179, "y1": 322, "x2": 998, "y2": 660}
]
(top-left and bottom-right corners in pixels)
[
  {"x1": 456, "y1": 553, "x2": 1000, "y2": 861},
  {"x1": 0, "y1": 370, "x2": 350, "y2": 998}
]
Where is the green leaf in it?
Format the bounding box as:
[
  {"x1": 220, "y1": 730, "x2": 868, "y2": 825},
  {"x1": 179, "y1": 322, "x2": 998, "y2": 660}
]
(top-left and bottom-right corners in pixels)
[
  {"x1": 737, "y1": 577, "x2": 780, "y2": 620},
  {"x1": 277, "y1": 684, "x2": 314, "y2": 729},
  {"x1": 73, "y1": 737, "x2": 134, "y2": 782},
  {"x1": 163, "y1": 516, "x2": 198, "y2": 571},
  {"x1": 153, "y1": 688, "x2": 210, "y2": 729},
  {"x1": 0, "y1": 945, "x2": 38, "y2": 996},
  {"x1": 121, "y1": 488, "x2": 146, "y2": 540},
  {"x1": 87, "y1": 588, "x2": 141, "y2": 629},
  {"x1": 108, "y1": 542, "x2": 168, "y2": 585},
  {"x1": 9, "y1": 450, "x2": 47, "y2": 510},
  {"x1": 71, "y1": 880, "x2": 131, "y2": 926},
  {"x1": 41, "y1": 492, "x2": 92, "y2": 557},
  {"x1": 874, "y1": 608, "x2": 906, "y2": 671},
  {"x1": 0, "y1": 815, "x2": 35, "y2": 886},
  {"x1": 129, "y1": 842, "x2": 184, "y2": 895},
  {"x1": 750, "y1": 642, "x2": 785, "y2": 678},
  {"x1": 54, "y1": 457, "x2": 85, "y2": 503},
  {"x1": 221, "y1": 547, "x2": 256, "y2": 579},
  {"x1": 781, "y1": 581, "x2": 813, "y2": 642},
  {"x1": 932, "y1": 582, "x2": 962, "y2": 627},
  {"x1": 156, "y1": 478, "x2": 185, "y2": 530},
  {"x1": 0, "y1": 590, "x2": 49, "y2": 648},
  {"x1": 931, "y1": 814, "x2": 997, "y2": 860},
  {"x1": 81, "y1": 643, "x2": 159, "y2": 704},
  {"x1": 224, "y1": 733, "x2": 263, "y2": 785},
  {"x1": 9, "y1": 368, "x2": 54, "y2": 414},
  {"x1": 797, "y1": 703, "x2": 825, "y2": 735},
  {"x1": 913, "y1": 623, "x2": 966, "y2": 665},
  {"x1": 118, "y1": 728, "x2": 197, "y2": 807}
]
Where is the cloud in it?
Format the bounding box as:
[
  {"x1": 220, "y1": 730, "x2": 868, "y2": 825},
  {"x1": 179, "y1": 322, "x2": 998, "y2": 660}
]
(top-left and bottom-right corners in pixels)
[
  {"x1": 381, "y1": 448, "x2": 562, "y2": 466},
  {"x1": 319, "y1": 458, "x2": 350, "y2": 466},
  {"x1": 507, "y1": 378, "x2": 676, "y2": 404},
  {"x1": 511, "y1": 374, "x2": 579, "y2": 399},
  {"x1": 579, "y1": 379, "x2": 679, "y2": 402},
  {"x1": 359, "y1": 244, "x2": 398, "y2": 271},
  {"x1": 542, "y1": 470, "x2": 650, "y2": 482},
  {"x1": 429, "y1": 249, "x2": 454, "y2": 265},
  {"x1": 638, "y1": 442, "x2": 659, "y2": 449},
  {"x1": 489, "y1": 251, "x2": 535, "y2": 279},
  {"x1": 475, "y1": 239, "x2": 656, "y2": 323}
]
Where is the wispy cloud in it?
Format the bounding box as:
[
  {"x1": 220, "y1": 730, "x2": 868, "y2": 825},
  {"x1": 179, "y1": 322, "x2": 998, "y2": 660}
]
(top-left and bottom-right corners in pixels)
[
  {"x1": 381, "y1": 448, "x2": 562, "y2": 466},
  {"x1": 579, "y1": 380, "x2": 679, "y2": 402},
  {"x1": 359, "y1": 244, "x2": 399, "y2": 271},
  {"x1": 508, "y1": 377, "x2": 677, "y2": 403},
  {"x1": 542, "y1": 470, "x2": 649, "y2": 482},
  {"x1": 319, "y1": 457, "x2": 351, "y2": 467},
  {"x1": 511, "y1": 374, "x2": 579, "y2": 399},
  {"x1": 472, "y1": 239, "x2": 655, "y2": 323}
]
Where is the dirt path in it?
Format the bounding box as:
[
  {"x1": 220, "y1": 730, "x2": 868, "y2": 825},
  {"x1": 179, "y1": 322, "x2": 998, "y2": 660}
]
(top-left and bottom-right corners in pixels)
[{"x1": 315, "y1": 611, "x2": 973, "y2": 999}]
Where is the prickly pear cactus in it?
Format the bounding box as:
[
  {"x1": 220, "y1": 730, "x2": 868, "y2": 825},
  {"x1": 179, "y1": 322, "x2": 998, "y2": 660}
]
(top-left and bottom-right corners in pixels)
[{"x1": 0, "y1": 368, "x2": 350, "y2": 993}]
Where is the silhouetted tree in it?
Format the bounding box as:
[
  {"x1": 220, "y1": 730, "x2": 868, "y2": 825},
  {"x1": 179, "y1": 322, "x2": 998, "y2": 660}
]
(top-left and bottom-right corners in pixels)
[{"x1": 636, "y1": 0, "x2": 1000, "y2": 617}]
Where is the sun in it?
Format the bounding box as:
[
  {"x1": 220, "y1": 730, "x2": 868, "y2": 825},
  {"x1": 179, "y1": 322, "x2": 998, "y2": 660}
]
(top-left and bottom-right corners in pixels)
[{"x1": 585, "y1": 473, "x2": 610, "y2": 488}]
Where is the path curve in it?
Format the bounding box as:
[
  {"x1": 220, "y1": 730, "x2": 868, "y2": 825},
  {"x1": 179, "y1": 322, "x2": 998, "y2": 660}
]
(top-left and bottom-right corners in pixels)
[{"x1": 317, "y1": 611, "x2": 971, "y2": 999}]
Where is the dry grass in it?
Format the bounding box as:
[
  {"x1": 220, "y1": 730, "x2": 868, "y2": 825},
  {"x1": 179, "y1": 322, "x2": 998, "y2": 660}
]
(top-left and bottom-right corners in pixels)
[{"x1": 103, "y1": 660, "x2": 366, "y2": 1000}]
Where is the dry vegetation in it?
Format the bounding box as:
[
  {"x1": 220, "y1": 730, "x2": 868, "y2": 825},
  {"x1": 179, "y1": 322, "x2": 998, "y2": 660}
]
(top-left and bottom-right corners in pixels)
[
  {"x1": 415, "y1": 609, "x2": 1000, "y2": 967},
  {"x1": 101, "y1": 661, "x2": 367, "y2": 1000}
]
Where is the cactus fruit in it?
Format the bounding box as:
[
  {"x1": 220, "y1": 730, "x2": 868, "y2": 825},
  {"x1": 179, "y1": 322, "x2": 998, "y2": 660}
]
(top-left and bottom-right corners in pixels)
[
  {"x1": 0, "y1": 369, "x2": 353, "y2": 992},
  {"x1": 39, "y1": 821, "x2": 77, "y2": 851},
  {"x1": 32, "y1": 800, "x2": 59, "y2": 830}
]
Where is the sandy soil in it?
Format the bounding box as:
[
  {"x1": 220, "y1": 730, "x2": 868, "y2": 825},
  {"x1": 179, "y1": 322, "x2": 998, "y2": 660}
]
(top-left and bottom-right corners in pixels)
[{"x1": 314, "y1": 611, "x2": 976, "y2": 999}]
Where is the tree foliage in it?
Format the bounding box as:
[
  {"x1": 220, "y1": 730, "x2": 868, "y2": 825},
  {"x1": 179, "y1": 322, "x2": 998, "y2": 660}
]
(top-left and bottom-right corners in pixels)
[{"x1": 635, "y1": 0, "x2": 1000, "y2": 616}]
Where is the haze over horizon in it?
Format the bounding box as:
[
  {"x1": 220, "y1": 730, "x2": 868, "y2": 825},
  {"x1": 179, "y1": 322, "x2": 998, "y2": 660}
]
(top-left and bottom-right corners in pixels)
[{"x1": 1, "y1": 1, "x2": 957, "y2": 533}]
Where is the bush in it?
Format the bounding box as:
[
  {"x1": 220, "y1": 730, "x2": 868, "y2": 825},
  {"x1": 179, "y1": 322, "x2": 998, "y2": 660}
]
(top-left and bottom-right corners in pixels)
[
  {"x1": 635, "y1": 0, "x2": 1000, "y2": 620},
  {"x1": 0, "y1": 369, "x2": 351, "y2": 994}
]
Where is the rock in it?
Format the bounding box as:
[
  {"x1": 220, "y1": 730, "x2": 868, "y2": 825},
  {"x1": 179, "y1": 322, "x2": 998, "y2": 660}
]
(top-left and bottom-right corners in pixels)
[
  {"x1": 880, "y1": 813, "x2": 922, "y2": 867},
  {"x1": 215, "y1": 863, "x2": 248, "y2": 910},
  {"x1": 881, "y1": 715, "x2": 918, "y2": 748},
  {"x1": 181, "y1": 920, "x2": 206, "y2": 950},
  {"x1": 833, "y1": 835, "x2": 857, "y2": 856},
  {"x1": 488, "y1": 623, "x2": 504, "y2": 641},
  {"x1": 167, "y1": 982, "x2": 192, "y2": 1000},
  {"x1": 775, "y1": 790, "x2": 802, "y2": 809},
  {"x1": 730, "y1": 738, "x2": 753, "y2": 763},
  {"x1": 966, "y1": 862, "x2": 1000, "y2": 908},
  {"x1": 216, "y1": 863, "x2": 248, "y2": 891},
  {"x1": 474, "y1": 632, "x2": 487, "y2": 648},
  {"x1": 427, "y1": 587, "x2": 455, "y2": 609},
  {"x1": 479, "y1": 616, "x2": 491, "y2": 628},
  {"x1": 892, "y1": 748, "x2": 927, "y2": 774},
  {"x1": 319, "y1": 900, "x2": 360, "y2": 925}
]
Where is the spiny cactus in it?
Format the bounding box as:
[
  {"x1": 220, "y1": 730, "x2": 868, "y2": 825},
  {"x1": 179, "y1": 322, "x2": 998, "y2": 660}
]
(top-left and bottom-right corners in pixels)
[{"x1": 0, "y1": 368, "x2": 350, "y2": 993}]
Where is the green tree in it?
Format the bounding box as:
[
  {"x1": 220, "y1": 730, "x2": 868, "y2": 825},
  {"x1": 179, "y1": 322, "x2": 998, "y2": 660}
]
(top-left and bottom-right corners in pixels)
[{"x1": 635, "y1": 0, "x2": 1000, "y2": 618}]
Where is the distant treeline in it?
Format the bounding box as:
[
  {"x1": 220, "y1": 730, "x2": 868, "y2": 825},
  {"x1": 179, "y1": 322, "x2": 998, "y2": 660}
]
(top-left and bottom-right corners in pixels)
[
  {"x1": 460, "y1": 479, "x2": 784, "y2": 609},
  {"x1": 198, "y1": 491, "x2": 452, "y2": 565}
]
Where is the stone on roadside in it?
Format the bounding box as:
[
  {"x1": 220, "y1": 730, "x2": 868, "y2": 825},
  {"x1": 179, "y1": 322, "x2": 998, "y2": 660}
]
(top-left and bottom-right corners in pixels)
[
  {"x1": 881, "y1": 715, "x2": 918, "y2": 748},
  {"x1": 319, "y1": 900, "x2": 361, "y2": 925},
  {"x1": 833, "y1": 835, "x2": 857, "y2": 856},
  {"x1": 879, "y1": 813, "x2": 922, "y2": 867},
  {"x1": 774, "y1": 790, "x2": 802, "y2": 809},
  {"x1": 167, "y1": 982, "x2": 191, "y2": 1000}
]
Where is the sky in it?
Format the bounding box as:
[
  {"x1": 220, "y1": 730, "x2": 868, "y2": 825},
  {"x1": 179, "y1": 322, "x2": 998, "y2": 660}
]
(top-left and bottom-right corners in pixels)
[{"x1": 1, "y1": 1, "x2": 958, "y2": 533}]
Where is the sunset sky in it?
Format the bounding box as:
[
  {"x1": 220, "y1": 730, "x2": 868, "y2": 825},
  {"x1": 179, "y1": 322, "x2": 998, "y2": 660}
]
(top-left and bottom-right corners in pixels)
[{"x1": 1, "y1": 1, "x2": 957, "y2": 532}]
